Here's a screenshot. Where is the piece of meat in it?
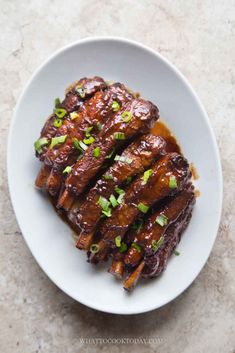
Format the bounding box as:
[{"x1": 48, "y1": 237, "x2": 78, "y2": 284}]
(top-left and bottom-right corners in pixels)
[
  {"x1": 35, "y1": 77, "x2": 107, "y2": 189},
  {"x1": 44, "y1": 83, "x2": 134, "y2": 195},
  {"x1": 75, "y1": 134, "x2": 166, "y2": 250},
  {"x1": 58, "y1": 98, "x2": 159, "y2": 209},
  {"x1": 123, "y1": 191, "x2": 195, "y2": 291},
  {"x1": 124, "y1": 188, "x2": 195, "y2": 268},
  {"x1": 142, "y1": 200, "x2": 194, "y2": 278},
  {"x1": 37, "y1": 76, "x2": 107, "y2": 161},
  {"x1": 90, "y1": 153, "x2": 191, "y2": 263}
]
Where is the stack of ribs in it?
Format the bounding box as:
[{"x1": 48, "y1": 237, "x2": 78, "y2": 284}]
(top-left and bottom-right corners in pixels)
[{"x1": 34, "y1": 76, "x2": 196, "y2": 291}]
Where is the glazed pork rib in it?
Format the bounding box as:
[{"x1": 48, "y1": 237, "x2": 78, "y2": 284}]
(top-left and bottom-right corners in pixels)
[
  {"x1": 74, "y1": 134, "x2": 167, "y2": 250},
  {"x1": 124, "y1": 188, "x2": 195, "y2": 268},
  {"x1": 123, "y1": 191, "x2": 195, "y2": 291},
  {"x1": 36, "y1": 76, "x2": 107, "y2": 161},
  {"x1": 57, "y1": 98, "x2": 159, "y2": 210},
  {"x1": 35, "y1": 76, "x2": 107, "y2": 188},
  {"x1": 44, "y1": 83, "x2": 134, "y2": 195},
  {"x1": 90, "y1": 152, "x2": 191, "y2": 264}
]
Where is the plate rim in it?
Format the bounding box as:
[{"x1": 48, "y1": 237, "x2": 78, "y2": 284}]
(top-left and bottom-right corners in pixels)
[{"x1": 7, "y1": 36, "x2": 223, "y2": 314}]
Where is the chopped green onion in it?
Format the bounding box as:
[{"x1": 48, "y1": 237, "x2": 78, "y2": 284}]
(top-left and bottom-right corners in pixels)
[
  {"x1": 85, "y1": 126, "x2": 93, "y2": 137},
  {"x1": 63, "y1": 166, "x2": 72, "y2": 174},
  {"x1": 114, "y1": 132, "x2": 126, "y2": 140},
  {"x1": 115, "y1": 235, "x2": 122, "y2": 247},
  {"x1": 98, "y1": 196, "x2": 110, "y2": 211},
  {"x1": 174, "y1": 250, "x2": 180, "y2": 256},
  {"x1": 131, "y1": 242, "x2": 141, "y2": 253},
  {"x1": 72, "y1": 137, "x2": 82, "y2": 151},
  {"x1": 83, "y1": 136, "x2": 95, "y2": 145},
  {"x1": 105, "y1": 149, "x2": 115, "y2": 159},
  {"x1": 119, "y1": 243, "x2": 128, "y2": 253},
  {"x1": 115, "y1": 187, "x2": 125, "y2": 204},
  {"x1": 152, "y1": 236, "x2": 164, "y2": 252},
  {"x1": 109, "y1": 194, "x2": 119, "y2": 208},
  {"x1": 72, "y1": 138, "x2": 87, "y2": 152},
  {"x1": 112, "y1": 100, "x2": 120, "y2": 112},
  {"x1": 50, "y1": 135, "x2": 67, "y2": 149},
  {"x1": 115, "y1": 187, "x2": 125, "y2": 195},
  {"x1": 34, "y1": 137, "x2": 49, "y2": 154},
  {"x1": 78, "y1": 140, "x2": 88, "y2": 151},
  {"x1": 102, "y1": 209, "x2": 112, "y2": 217},
  {"x1": 75, "y1": 84, "x2": 86, "y2": 98},
  {"x1": 114, "y1": 155, "x2": 132, "y2": 164},
  {"x1": 142, "y1": 169, "x2": 153, "y2": 185},
  {"x1": 53, "y1": 118, "x2": 63, "y2": 128},
  {"x1": 137, "y1": 202, "x2": 149, "y2": 214},
  {"x1": 121, "y1": 111, "x2": 132, "y2": 123},
  {"x1": 125, "y1": 176, "x2": 133, "y2": 185},
  {"x1": 169, "y1": 175, "x2": 178, "y2": 189},
  {"x1": 90, "y1": 243, "x2": 99, "y2": 254},
  {"x1": 54, "y1": 108, "x2": 67, "y2": 119},
  {"x1": 54, "y1": 97, "x2": 61, "y2": 108},
  {"x1": 155, "y1": 214, "x2": 168, "y2": 227},
  {"x1": 70, "y1": 112, "x2": 79, "y2": 120},
  {"x1": 117, "y1": 193, "x2": 125, "y2": 204},
  {"x1": 97, "y1": 122, "x2": 103, "y2": 131},
  {"x1": 103, "y1": 174, "x2": 114, "y2": 180},
  {"x1": 93, "y1": 146, "x2": 101, "y2": 158}
]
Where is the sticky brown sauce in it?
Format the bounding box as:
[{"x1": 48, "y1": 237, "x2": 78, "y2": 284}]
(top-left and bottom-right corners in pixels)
[{"x1": 151, "y1": 120, "x2": 181, "y2": 154}]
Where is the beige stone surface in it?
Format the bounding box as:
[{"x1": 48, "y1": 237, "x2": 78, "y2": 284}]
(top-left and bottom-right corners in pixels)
[{"x1": 0, "y1": 1, "x2": 235, "y2": 352}]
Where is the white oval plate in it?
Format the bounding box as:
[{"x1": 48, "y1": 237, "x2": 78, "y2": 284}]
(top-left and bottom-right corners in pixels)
[{"x1": 8, "y1": 37, "x2": 223, "y2": 314}]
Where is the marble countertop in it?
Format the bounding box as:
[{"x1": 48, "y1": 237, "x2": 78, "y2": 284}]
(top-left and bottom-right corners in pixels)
[{"x1": 0, "y1": 1, "x2": 234, "y2": 352}]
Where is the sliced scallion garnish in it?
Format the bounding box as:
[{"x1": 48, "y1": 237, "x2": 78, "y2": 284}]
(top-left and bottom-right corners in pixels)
[
  {"x1": 83, "y1": 136, "x2": 95, "y2": 145},
  {"x1": 93, "y1": 146, "x2": 101, "y2": 158},
  {"x1": 54, "y1": 97, "x2": 61, "y2": 108},
  {"x1": 109, "y1": 194, "x2": 119, "y2": 208},
  {"x1": 112, "y1": 100, "x2": 120, "y2": 112},
  {"x1": 155, "y1": 214, "x2": 168, "y2": 227},
  {"x1": 102, "y1": 209, "x2": 112, "y2": 217},
  {"x1": 63, "y1": 166, "x2": 72, "y2": 174},
  {"x1": 79, "y1": 140, "x2": 88, "y2": 151},
  {"x1": 53, "y1": 118, "x2": 63, "y2": 128},
  {"x1": 142, "y1": 169, "x2": 153, "y2": 185},
  {"x1": 152, "y1": 236, "x2": 164, "y2": 252},
  {"x1": 34, "y1": 137, "x2": 49, "y2": 154},
  {"x1": 70, "y1": 112, "x2": 79, "y2": 120},
  {"x1": 54, "y1": 108, "x2": 67, "y2": 119},
  {"x1": 75, "y1": 84, "x2": 86, "y2": 98},
  {"x1": 131, "y1": 242, "x2": 141, "y2": 253},
  {"x1": 119, "y1": 243, "x2": 127, "y2": 253},
  {"x1": 169, "y1": 175, "x2": 177, "y2": 189},
  {"x1": 114, "y1": 155, "x2": 132, "y2": 164},
  {"x1": 105, "y1": 149, "x2": 115, "y2": 159},
  {"x1": 115, "y1": 235, "x2": 122, "y2": 247},
  {"x1": 114, "y1": 132, "x2": 126, "y2": 140},
  {"x1": 137, "y1": 202, "x2": 149, "y2": 214},
  {"x1": 72, "y1": 137, "x2": 83, "y2": 152},
  {"x1": 121, "y1": 111, "x2": 132, "y2": 123},
  {"x1": 98, "y1": 196, "x2": 110, "y2": 211},
  {"x1": 50, "y1": 135, "x2": 67, "y2": 149},
  {"x1": 174, "y1": 250, "x2": 180, "y2": 256},
  {"x1": 90, "y1": 243, "x2": 99, "y2": 254},
  {"x1": 103, "y1": 174, "x2": 114, "y2": 180},
  {"x1": 85, "y1": 126, "x2": 93, "y2": 137}
]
